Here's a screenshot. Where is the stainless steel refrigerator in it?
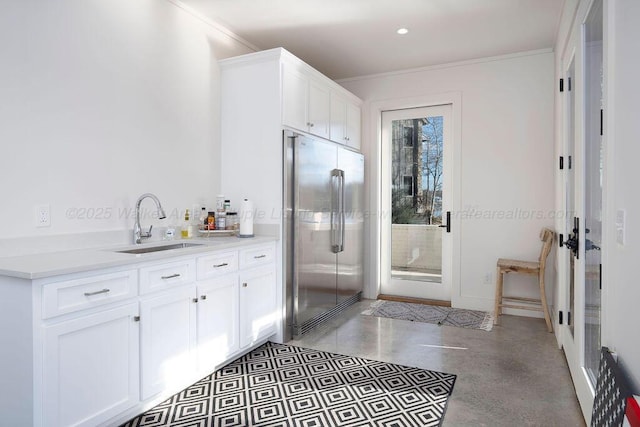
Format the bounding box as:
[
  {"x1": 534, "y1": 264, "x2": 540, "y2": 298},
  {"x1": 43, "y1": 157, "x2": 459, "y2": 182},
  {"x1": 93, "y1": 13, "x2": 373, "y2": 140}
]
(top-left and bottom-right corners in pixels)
[{"x1": 284, "y1": 131, "x2": 364, "y2": 339}]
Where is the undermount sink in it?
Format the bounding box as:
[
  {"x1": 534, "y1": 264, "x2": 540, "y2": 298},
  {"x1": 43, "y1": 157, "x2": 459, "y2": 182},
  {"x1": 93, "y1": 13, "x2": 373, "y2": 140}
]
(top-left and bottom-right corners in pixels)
[{"x1": 115, "y1": 243, "x2": 204, "y2": 254}]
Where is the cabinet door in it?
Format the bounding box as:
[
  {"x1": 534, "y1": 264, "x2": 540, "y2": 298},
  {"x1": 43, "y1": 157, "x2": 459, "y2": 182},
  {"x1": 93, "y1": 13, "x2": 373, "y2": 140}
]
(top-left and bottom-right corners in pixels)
[
  {"x1": 282, "y1": 67, "x2": 308, "y2": 132},
  {"x1": 330, "y1": 94, "x2": 348, "y2": 144},
  {"x1": 308, "y1": 80, "x2": 330, "y2": 138},
  {"x1": 346, "y1": 102, "x2": 361, "y2": 149},
  {"x1": 43, "y1": 303, "x2": 139, "y2": 427},
  {"x1": 239, "y1": 265, "x2": 277, "y2": 348},
  {"x1": 196, "y1": 274, "x2": 239, "y2": 374},
  {"x1": 140, "y1": 286, "x2": 197, "y2": 400}
]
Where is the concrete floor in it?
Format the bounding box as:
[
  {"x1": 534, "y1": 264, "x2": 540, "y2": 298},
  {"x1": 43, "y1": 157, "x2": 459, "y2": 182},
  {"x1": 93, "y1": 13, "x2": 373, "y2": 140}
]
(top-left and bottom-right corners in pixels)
[{"x1": 289, "y1": 300, "x2": 585, "y2": 427}]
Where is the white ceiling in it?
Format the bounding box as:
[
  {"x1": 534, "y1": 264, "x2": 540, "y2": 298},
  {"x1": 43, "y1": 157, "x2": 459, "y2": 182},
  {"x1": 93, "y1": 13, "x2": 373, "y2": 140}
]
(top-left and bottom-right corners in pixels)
[{"x1": 179, "y1": 0, "x2": 565, "y2": 80}]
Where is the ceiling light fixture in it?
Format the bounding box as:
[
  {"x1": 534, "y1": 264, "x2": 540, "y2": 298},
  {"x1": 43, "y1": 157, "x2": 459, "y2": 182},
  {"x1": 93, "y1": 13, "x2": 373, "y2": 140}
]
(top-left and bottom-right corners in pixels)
[{"x1": 396, "y1": 28, "x2": 409, "y2": 35}]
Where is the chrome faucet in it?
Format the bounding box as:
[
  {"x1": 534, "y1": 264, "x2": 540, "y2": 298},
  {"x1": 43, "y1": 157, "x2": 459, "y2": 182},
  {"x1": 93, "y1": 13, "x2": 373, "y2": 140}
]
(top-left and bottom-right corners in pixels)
[{"x1": 133, "y1": 193, "x2": 167, "y2": 244}]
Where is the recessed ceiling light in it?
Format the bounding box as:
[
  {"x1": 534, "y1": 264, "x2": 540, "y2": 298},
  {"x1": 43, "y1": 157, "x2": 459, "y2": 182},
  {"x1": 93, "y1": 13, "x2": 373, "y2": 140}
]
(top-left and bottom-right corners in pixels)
[{"x1": 396, "y1": 28, "x2": 409, "y2": 35}]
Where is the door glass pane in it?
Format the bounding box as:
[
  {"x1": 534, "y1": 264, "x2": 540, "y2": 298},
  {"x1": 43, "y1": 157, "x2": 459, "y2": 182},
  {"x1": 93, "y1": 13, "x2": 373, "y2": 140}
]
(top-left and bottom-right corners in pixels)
[
  {"x1": 566, "y1": 57, "x2": 576, "y2": 337},
  {"x1": 391, "y1": 116, "x2": 443, "y2": 283},
  {"x1": 584, "y1": 0, "x2": 603, "y2": 386}
]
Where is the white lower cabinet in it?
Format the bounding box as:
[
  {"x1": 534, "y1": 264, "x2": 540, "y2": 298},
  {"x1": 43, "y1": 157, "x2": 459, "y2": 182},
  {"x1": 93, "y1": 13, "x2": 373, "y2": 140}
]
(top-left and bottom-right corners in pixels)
[
  {"x1": 196, "y1": 273, "x2": 240, "y2": 374},
  {"x1": 239, "y1": 264, "x2": 277, "y2": 348},
  {"x1": 42, "y1": 303, "x2": 140, "y2": 427},
  {"x1": 11, "y1": 240, "x2": 279, "y2": 426},
  {"x1": 140, "y1": 285, "x2": 197, "y2": 400}
]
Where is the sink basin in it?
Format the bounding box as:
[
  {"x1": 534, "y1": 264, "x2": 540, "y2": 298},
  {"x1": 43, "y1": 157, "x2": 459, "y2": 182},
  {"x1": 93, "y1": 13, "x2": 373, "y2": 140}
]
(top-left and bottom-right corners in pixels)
[{"x1": 115, "y1": 243, "x2": 204, "y2": 254}]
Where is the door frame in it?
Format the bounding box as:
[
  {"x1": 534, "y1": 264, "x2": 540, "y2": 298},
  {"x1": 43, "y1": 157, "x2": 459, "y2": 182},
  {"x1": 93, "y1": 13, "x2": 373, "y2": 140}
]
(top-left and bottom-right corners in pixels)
[
  {"x1": 560, "y1": 41, "x2": 592, "y2": 414},
  {"x1": 557, "y1": 0, "x2": 608, "y2": 420},
  {"x1": 380, "y1": 104, "x2": 453, "y2": 301},
  {"x1": 366, "y1": 92, "x2": 462, "y2": 305}
]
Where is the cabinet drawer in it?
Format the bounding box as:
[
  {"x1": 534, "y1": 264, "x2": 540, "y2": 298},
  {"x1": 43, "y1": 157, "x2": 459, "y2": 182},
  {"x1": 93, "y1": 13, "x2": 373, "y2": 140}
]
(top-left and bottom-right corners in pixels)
[
  {"x1": 240, "y1": 244, "x2": 275, "y2": 269},
  {"x1": 42, "y1": 270, "x2": 138, "y2": 318},
  {"x1": 197, "y1": 251, "x2": 238, "y2": 280},
  {"x1": 139, "y1": 259, "x2": 196, "y2": 295}
]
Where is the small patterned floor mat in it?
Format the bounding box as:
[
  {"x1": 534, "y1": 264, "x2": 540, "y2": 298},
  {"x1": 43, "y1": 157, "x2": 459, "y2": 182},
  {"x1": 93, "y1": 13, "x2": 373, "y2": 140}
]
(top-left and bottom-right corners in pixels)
[{"x1": 362, "y1": 300, "x2": 494, "y2": 331}]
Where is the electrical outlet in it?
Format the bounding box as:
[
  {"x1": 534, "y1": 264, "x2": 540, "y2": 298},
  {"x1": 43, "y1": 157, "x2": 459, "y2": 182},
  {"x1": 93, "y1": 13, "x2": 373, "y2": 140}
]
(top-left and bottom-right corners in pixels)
[
  {"x1": 36, "y1": 204, "x2": 50, "y2": 227},
  {"x1": 483, "y1": 272, "x2": 492, "y2": 285}
]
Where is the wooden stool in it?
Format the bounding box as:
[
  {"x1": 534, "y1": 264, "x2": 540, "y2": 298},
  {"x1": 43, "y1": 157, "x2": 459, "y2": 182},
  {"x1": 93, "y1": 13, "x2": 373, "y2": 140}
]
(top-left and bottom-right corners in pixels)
[{"x1": 494, "y1": 228, "x2": 554, "y2": 332}]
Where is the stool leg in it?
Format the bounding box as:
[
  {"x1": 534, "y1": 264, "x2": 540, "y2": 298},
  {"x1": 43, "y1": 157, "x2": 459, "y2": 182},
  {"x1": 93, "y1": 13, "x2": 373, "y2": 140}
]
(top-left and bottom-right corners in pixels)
[
  {"x1": 539, "y1": 271, "x2": 553, "y2": 333},
  {"x1": 494, "y1": 267, "x2": 503, "y2": 325}
]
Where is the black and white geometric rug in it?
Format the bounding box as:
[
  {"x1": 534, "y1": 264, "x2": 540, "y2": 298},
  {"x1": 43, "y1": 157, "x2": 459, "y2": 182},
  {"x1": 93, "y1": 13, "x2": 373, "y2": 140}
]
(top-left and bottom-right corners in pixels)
[
  {"x1": 362, "y1": 300, "x2": 494, "y2": 331},
  {"x1": 122, "y1": 342, "x2": 456, "y2": 427}
]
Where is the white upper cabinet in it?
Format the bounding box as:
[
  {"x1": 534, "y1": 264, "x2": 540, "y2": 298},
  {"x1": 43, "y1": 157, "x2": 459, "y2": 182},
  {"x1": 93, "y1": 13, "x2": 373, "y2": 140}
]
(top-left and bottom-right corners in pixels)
[
  {"x1": 346, "y1": 101, "x2": 361, "y2": 149},
  {"x1": 330, "y1": 93, "x2": 361, "y2": 149},
  {"x1": 221, "y1": 48, "x2": 361, "y2": 149},
  {"x1": 282, "y1": 67, "x2": 308, "y2": 133},
  {"x1": 307, "y1": 79, "x2": 331, "y2": 139},
  {"x1": 282, "y1": 66, "x2": 331, "y2": 139}
]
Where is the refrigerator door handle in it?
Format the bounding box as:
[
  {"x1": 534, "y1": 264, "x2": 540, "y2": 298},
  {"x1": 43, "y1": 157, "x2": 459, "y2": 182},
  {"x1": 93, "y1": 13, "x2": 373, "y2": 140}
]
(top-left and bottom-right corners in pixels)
[
  {"x1": 331, "y1": 169, "x2": 342, "y2": 253},
  {"x1": 339, "y1": 170, "x2": 346, "y2": 252}
]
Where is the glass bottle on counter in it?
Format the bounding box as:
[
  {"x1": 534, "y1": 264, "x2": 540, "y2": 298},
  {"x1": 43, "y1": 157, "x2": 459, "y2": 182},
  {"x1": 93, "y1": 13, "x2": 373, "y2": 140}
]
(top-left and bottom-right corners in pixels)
[
  {"x1": 181, "y1": 209, "x2": 192, "y2": 239},
  {"x1": 226, "y1": 211, "x2": 237, "y2": 230},
  {"x1": 207, "y1": 211, "x2": 215, "y2": 230},
  {"x1": 216, "y1": 212, "x2": 226, "y2": 230}
]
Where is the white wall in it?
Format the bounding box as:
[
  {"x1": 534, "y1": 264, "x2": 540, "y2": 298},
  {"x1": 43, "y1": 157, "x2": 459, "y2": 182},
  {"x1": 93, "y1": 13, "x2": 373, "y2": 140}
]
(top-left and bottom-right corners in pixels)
[
  {"x1": 605, "y1": 0, "x2": 640, "y2": 391},
  {"x1": 339, "y1": 51, "x2": 556, "y2": 311},
  {"x1": 0, "y1": 0, "x2": 253, "y2": 252}
]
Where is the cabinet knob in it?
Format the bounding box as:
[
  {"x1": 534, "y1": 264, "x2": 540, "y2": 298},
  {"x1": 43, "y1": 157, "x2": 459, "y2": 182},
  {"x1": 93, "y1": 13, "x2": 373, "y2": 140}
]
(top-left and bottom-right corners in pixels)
[
  {"x1": 308, "y1": 122, "x2": 314, "y2": 127},
  {"x1": 201, "y1": 295, "x2": 207, "y2": 300},
  {"x1": 192, "y1": 298, "x2": 198, "y2": 303},
  {"x1": 242, "y1": 282, "x2": 248, "y2": 288},
  {"x1": 133, "y1": 316, "x2": 140, "y2": 322}
]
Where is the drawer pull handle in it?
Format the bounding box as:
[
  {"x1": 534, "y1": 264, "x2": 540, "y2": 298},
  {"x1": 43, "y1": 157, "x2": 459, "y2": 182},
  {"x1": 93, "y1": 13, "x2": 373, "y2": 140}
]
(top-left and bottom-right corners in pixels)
[
  {"x1": 161, "y1": 273, "x2": 181, "y2": 280},
  {"x1": 84, "y1": 288, "x2": 110, "y2": 297},
  {"x1": 214, "y1": 262, "x2": 229, "y2": 268},
  {"x1": 254, "y1": 254, "x2": 267, "y2": 259}
]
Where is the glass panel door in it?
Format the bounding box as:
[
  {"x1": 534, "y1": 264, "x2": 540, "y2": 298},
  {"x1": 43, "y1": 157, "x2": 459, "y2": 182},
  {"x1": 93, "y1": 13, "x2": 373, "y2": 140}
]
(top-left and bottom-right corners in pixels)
[
  {"x1": 583, "y1": 0, "x2": 603, "y2": 387},
  {"x1": 381, "y1": 105, "x2": 452, "y2": 301}
]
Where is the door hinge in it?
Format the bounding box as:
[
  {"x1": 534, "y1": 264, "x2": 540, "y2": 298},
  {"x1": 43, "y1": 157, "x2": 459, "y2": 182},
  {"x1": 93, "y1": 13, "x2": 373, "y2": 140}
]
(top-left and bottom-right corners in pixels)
[
  {"x1": 568, "y1": 311, "x2": 571, "y2": 325},
  {"x1": 559, "y1": 156, "x2": 564, "y2": 170},
  {"x1": 559, "y1": 233, "x2": 564, "y2": 247},
  {"x1": 599, "y1": 263, "x2": 602, "y2": 290},
  {"x1": 600, "y1": 109, "x2": 604, "y2": 136},
  {"x1": 568, "y1": 155, "x2": 572, "y2": 170},
  {"x1": 568, "y1": 76, "x2": 572, "y2": 91},
  {"x1": 559, "y1": 311, "x2": 563, "y2": 325},
  {"x1": 559, "y1": 78, "x2": 564, "y2": 92}
]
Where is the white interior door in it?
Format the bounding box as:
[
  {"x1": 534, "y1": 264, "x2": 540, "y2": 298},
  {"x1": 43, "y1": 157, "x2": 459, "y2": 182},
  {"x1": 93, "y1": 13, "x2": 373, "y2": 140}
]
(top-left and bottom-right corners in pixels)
[
  {"x1": 380, "y1": 105, "x2": 453, "y2": 301},
  {"x1": 559, "y1": 0, "x2": 604, "y2": 420}
]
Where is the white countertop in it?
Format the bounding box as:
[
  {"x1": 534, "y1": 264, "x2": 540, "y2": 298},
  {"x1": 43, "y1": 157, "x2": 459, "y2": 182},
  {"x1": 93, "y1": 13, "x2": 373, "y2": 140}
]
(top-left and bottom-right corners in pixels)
[{"x1": 0, "y1": 236, "x2": 277, "y2": 280}]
